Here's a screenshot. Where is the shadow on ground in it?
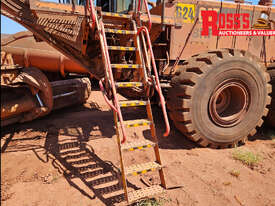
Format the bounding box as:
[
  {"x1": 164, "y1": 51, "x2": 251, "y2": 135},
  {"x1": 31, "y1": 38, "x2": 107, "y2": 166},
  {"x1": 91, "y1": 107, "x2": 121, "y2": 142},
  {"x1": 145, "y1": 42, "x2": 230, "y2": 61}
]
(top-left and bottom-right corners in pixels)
[
  {"x1": 1, "y1": 101, "x2": 274, "y2": 205},
  {"x1": 35, "y1": 125, "x2": 140, "y2": 206}
]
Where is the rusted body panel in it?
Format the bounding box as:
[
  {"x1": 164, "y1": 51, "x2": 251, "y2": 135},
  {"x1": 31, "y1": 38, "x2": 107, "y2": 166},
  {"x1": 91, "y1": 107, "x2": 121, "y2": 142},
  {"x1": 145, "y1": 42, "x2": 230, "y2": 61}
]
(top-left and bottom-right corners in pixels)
[
  {"x1": 1, "y1": 34, "x2": 92, "y2": 126},
  {"x1": 1, "y1": 75, "x2": 91, "y2": 127},
  {"x1": 1, "y1": 87, "x2": 37, "y2": 119},
  {"x1": 2, "y1": 32, "x2": 90, "y2": 75},
  {"x1": 1, "y1": 0, "x2": 95, "y2": 77},
  {"x1": 156, "y1": 0, "x2": 275, "y2": 63}
]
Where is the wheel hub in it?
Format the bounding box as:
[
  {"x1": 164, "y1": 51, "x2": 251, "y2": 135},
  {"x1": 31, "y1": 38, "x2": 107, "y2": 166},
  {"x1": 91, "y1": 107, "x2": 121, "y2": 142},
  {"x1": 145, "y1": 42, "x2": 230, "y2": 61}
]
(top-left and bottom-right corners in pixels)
[{"x1": 209, "y1": 79, "x2": 250, "y2": 127}]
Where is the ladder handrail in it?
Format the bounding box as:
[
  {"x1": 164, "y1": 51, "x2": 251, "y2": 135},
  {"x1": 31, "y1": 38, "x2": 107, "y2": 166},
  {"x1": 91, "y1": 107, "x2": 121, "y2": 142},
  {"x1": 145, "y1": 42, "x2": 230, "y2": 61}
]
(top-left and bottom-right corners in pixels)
[
  {"x1": 88, "y1": 0, "x2": 96, "y2": 29},
  {"x1": 137, "y1": 0, "x2": 152, "y2": 32},
  {"x1": 137, "y1": 26, "x2": 170, "y2": 137},
  {"x1": 99, "y1": 79, "x2": 118, "y2": 113},
  {"x1": 99, "y1": 20, "x2": 128, "y2": 144}
]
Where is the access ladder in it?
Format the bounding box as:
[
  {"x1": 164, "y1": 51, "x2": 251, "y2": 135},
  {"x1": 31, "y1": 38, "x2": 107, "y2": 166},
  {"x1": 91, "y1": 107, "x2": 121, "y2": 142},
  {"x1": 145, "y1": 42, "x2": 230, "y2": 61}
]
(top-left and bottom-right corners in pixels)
[{"x1": 91, "y1": 6, "x2": 170, "y2": 203}]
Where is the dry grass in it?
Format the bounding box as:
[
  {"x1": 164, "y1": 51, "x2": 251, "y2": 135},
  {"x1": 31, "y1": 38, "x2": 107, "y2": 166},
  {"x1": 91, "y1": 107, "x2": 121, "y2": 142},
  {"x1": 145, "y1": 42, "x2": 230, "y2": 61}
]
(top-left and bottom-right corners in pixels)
[
  {"x1": 229, "y1": 170, "x2": 240, "y2": 178},
  {"x1": 232, "y1": 149, "x2": 261, "y2": 167},
  {"x1": 134, "y1": 197, "x2": 171, "y2": 206}
]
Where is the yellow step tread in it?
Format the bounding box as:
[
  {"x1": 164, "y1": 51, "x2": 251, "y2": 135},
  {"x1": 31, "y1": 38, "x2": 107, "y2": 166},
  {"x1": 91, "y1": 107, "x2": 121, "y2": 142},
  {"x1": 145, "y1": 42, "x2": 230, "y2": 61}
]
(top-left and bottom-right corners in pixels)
[
  {"x1": 107, "y1": 46, "x2": 136, "y2": 51},
  {"x1": 119, "y1": 100, "x2": 147, "y2": 107},
  {"x1": 102, "y1": 12, "x2": 131, "y2": 19},
  {"x1": 119, "y1": 119, "x2": 151, "y2": 128},
  {"x1": 121, "y1": 139, "x2": 155, "y2": 151},
  {"x1": 111, "y1": 64, "x2": 142, "y2": 69},
  {"x1": 125, "y1": 161, "x2": 161, "y2": 176},
  {"x1": 128, "y1": 185, "x2": 165, "y2": 203},
  {"x1": 105, "y1": 28, "x2": 136, "y2": 35},
  {"x1": 115, "y1": 82, "x2": 143, "y2": 88}
]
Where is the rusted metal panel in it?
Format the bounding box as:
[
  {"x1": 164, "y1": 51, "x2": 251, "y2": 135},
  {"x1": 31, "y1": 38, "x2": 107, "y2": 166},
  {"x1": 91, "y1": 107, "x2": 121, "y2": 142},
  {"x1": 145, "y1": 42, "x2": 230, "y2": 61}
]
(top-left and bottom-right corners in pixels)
[
  {"x1": 1, "y1": 88, "x2": 37, "y2": 119},
  {"x1": 29, "y1": 0, "x2": 86, "y2": 14},
  {"x1": 1, "y1": 0, "x2": 97, "y2": 78},
  {"x1": 1, "y1": 32, "x2": 90, "y2": 75},
  {"x1": 3, "y1": 46, "x2": 90, "y2": 74},
  {"x1": 164, "y1": 0, "x2": 275, "y2": 61}
]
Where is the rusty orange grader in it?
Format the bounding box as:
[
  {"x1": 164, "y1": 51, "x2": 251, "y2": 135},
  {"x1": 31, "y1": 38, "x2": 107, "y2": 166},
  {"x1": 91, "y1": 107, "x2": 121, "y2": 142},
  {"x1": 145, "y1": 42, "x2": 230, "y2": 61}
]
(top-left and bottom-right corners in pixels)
[{"x1": 1, "y1": 0, "x2": 275, "y2": 203}]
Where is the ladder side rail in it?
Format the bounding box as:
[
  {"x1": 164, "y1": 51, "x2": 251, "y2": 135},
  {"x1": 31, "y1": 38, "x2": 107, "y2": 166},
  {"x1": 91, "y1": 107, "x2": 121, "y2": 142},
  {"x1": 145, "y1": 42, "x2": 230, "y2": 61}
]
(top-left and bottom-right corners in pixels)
[
  {"x1": 90, "y1": 5, "x2": 128, "y2": 143},
  {"x1": 113, "y1": 112, "x2": 129, "y2": 201},
  {"x1": 132, "y1": 20, "x2": 149, "y2": 84},
  {"x1": 88, "y1": 0, "x2": 96, "y2": 29},
  {"x1": 137, "y1": 0, "x2": 152, "y2": 31},
  {"x1": 99, "y1": 20, "x2": 128, "y2": 144},
  {"x1": 140, "y1": 31, "x2": 152, "y2": 73},
  {"x1": 90, "y1": 4, "x2": 110, "y2": 83},
  {"x1": 99, "y1": 79, "x2": 118, "y2": 112},
  {"x1": 91, "y1": 10, "x2": 117, "y2": 111},
  {"x1": 137, "y1": 26, "x2": 170, "y2": 137}
]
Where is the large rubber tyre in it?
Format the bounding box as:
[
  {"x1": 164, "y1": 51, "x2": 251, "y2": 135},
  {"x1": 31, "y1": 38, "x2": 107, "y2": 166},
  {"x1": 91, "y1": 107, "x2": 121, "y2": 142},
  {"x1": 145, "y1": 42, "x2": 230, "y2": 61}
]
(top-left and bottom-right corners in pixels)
[
  {"x1": 167, "y1": 49, "x2": 272, "y2": 148},
  {"x1": 266, "y1": 67, "x2": 275, "y2": 127}
]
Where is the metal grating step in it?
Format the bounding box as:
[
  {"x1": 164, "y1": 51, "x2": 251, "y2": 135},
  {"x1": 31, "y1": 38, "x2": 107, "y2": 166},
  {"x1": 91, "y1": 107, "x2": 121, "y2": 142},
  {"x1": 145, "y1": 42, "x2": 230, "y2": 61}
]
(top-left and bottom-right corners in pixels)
[
  {"x1": 115, "y1": 82, "x2": 143, "y2": 88},
  {"x1": 107, "y1": 46, "x2": 136, "y2": 51},
  {"x1": 119, "y1": 100, "x2": 147, "y2": 107},
  {"x1": 111, "y1": 64, "x2": 142, "y2": 69},
  {"x1": 125, "y1": 161, "x2": 161, "y2": 176},
  {"x1": 103, "y1": 23, "x2": 124, "y2": 30},
  {"x1": 102, "y1": 12, "x2": 131, "y2": 19},
  {"x1": 121, "y1": 139, "x2": 156, "y2": 151},
  {"x1": 119, "y1": 119, "x2": 151, "y2": 128},
  {"x1": 105, "y1": 28, "x2": 136, "y2": 35},
  {"x1": 128, "y1": 185, "x2": 165, "y2": 203}
]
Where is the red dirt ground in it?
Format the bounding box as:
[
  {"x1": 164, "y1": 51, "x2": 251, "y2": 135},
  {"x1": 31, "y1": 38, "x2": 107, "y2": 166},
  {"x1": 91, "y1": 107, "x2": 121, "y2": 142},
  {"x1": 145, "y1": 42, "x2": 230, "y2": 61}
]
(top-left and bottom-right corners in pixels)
[{"x1": 1, "y1": 90, "x2": 275, "y2": 206}]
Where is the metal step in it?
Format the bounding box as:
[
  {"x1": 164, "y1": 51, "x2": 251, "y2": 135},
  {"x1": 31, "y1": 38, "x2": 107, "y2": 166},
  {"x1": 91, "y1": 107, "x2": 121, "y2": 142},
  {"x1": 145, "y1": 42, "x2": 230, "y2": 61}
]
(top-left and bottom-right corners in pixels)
[
  {"x1": 102, "y1": 12, "x2": 131, "y2": 19},
  {"x1": 128, "y1": 185, "x2": 165, "y2": 203},
  {"x1": 121, "y1": 139, "x2": 156, "y2": 151},
  {"x1": 111, "y1": 64, "x2": 142, "y2": 69},
  {"x1": 102, "y1": 23, "x2": 124, "y2": 29},
  {"x1": 119, "y1": 100, "x2": 147, "y2": 107},
  {"x1": 125, "y1": 162, "x2": 161, "y2": 176},
  {"x1": 105, "y1": 28, "x2": 136, "y2": 35},
  {"x1": 107, "y1": 46, "x2": 136, "y2": 51},
  {"x1": 115, "y1": 82, "x2": 143, "y2": 88},
  {"x1": 120, "y1": 119, "x2": 151, "y2": 128}
]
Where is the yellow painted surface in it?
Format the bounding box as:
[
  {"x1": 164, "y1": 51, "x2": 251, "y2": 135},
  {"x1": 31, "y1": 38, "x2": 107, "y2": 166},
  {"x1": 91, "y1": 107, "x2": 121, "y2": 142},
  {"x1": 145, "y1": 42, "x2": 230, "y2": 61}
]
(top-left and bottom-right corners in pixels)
[{"x1": 175, "y1": 3, "x2": 195, "y2": 23}]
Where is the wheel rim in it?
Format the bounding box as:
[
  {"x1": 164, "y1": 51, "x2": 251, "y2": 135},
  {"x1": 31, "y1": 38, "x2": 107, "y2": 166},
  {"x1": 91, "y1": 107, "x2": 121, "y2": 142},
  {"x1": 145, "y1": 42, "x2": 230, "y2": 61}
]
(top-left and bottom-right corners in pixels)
[{"x1": 209, "y1": 79, "x2": 250, "y2": 127}]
